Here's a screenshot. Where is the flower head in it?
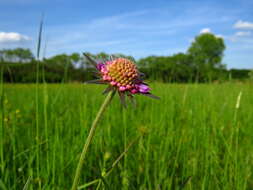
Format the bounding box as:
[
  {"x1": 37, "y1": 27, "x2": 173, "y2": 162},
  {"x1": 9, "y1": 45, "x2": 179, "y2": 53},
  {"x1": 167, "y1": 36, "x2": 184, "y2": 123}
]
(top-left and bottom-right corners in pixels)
[{"x1": 84, "y1": 53, "x2": 159, "y2": 106}]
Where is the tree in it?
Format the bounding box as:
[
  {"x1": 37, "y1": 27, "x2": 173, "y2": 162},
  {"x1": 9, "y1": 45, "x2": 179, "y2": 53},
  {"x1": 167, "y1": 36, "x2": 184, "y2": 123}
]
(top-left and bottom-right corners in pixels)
[
  {"x1": 187, "y1": 33, "x2": 226, "y2": 82},
  {"x1": 170, "y1": 53, "x2": 193, "y2": 82},
  {"x1": 0, "y1": 48, "x2": 34, "y2": 63},
  {"x1": 248, "y1": 69, "x2": 253, "y2": 81},
  {"x1": 111, "y1": 53, "x2": 135, "y2": 62}
]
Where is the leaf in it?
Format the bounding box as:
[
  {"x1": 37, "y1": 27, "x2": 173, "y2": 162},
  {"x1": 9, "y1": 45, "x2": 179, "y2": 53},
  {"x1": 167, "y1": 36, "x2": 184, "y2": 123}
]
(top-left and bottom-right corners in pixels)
[
  {"x1": 139, "y1": 72, "x2": 146, "y2": 79},
  {"x1": 179, "y1": 176, "x2": 192, "y2": 189},
  {"x1": 36, "y1": 15, "x2": 44, "y2": 60},
  {"x1": 83, "y1": 53, "x2": 97, "y2": 67},
  {"x1": 133, "y1": 78, "x2": 143, "y2": 83},
  {"x1": 142, "y1": 93, "x2": 160, "y2": 100},
  {"x1": 91, "y1": 70, "x2": 101, "y2": 76},
  {"x1": 109, "y1": 55, "x2": 115, "y2": 61},
  {"x1": 99, "y1": 176, "x2": 110, "y2": 189},
  {"x1": 23, "y1": 176, "x2": 31, "y2": 190},
  {"x1": 85, "y1": 79, "x2": 107, "y2": 85},
  {"x1": 0, "y1": 179, "x2": 8, "y2": 190}
]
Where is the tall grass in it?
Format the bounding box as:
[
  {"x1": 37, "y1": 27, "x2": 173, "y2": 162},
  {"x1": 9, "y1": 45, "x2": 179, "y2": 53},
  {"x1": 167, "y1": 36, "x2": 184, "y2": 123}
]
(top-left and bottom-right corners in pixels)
[{"x1": 0, "y1": 83, "x2": 253, "y2": 189}]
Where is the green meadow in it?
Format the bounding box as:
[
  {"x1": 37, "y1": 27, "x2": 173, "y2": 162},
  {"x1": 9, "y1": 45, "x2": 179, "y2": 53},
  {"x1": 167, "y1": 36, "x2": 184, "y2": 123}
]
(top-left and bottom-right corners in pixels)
[{"x1": 1, "y1": 83, "x2": 253, "y2": 189}]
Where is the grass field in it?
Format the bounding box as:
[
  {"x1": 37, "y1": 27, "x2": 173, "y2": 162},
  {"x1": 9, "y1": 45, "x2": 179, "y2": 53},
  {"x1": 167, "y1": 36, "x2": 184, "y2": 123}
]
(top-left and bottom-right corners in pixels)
[{"x1": 0, "y1": 83, "x2": 253, "y2": 189}]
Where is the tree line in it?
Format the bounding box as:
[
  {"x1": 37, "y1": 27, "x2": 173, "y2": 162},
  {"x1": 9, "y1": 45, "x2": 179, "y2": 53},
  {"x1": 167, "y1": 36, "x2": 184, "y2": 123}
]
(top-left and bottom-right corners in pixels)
[{"x1": 0, "y1": 33, "x2": 252, "y2": 83}]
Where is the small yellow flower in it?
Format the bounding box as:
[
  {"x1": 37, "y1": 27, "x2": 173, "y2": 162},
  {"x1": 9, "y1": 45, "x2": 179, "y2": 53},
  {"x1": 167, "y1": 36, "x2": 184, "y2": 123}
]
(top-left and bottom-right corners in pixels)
[{"x1": 104, "y1": 151, "x2": 111, "y2": 161}]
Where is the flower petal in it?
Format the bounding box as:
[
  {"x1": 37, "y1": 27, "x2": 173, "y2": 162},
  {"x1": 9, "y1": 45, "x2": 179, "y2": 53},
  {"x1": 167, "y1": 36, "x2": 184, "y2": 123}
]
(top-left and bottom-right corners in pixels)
[
  {"x1": 96, "y1": 62, "x2": 105, "y2": 71},
  {"x1": 138, "y1": 84, "x2": 150, "y2": 93}
]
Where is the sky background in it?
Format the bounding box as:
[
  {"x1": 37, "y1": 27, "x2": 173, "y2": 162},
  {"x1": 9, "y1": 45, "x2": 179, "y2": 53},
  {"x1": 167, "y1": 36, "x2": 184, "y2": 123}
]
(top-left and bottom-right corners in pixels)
[{"x1": 0, "y1": 0, "x2": 253, "y2": 69}]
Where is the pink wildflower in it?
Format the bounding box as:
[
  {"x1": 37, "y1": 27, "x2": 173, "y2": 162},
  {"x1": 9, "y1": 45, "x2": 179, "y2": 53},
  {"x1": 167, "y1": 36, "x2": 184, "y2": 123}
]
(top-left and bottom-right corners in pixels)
[{"x1": 84, "y1": 53, "x2": 159, "y2": 106}]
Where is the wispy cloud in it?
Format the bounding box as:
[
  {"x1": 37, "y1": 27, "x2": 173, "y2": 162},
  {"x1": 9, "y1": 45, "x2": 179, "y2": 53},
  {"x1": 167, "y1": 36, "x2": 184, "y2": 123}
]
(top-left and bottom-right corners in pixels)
[
  {"x1": 226, "y1": 31, "x2": 253, "y2": 42},
  {"x1": 0, "y1": 31, "x2": 31, "y2": 43},
  {"x1": 44, "y1": 5, "x2": 235, "y2": 58},
  {"x1": 233, "y1": 20, "x2": 253, "y2": 30},
  {"x1": 235, "y1": 31, "x2": 251, "y2": 37}
]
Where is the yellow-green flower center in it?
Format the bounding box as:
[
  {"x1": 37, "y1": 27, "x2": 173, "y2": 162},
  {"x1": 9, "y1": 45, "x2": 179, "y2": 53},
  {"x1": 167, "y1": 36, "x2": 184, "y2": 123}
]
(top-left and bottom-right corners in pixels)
[{"x1": 106, "y1": 58, "x2": 138, "y2": 87}]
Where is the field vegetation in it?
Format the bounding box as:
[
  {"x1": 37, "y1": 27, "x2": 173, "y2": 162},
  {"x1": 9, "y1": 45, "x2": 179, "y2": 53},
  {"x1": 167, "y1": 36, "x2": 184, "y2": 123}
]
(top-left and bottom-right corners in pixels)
[{"x1": 1, "y1": 83, "x2": 253, "y2": 189}]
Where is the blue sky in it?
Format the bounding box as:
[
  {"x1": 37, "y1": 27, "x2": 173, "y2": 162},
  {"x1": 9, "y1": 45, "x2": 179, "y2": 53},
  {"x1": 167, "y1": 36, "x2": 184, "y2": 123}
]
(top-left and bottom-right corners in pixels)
[{"x1": 0, "y1": 0, "x2": 253, "y2": 69}]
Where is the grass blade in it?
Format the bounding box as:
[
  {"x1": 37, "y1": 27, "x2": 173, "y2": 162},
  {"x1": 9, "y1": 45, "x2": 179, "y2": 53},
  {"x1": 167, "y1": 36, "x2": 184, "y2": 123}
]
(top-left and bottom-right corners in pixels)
[{"x1": 22, "y1": 176, "x2": 31, "y2": 190}]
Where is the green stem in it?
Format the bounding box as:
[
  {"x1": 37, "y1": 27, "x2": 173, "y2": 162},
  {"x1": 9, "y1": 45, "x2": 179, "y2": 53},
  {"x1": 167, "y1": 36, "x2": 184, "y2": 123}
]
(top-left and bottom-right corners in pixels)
[
  {"x1": 77, "y1": 136, "x2": 141, "y2": 190},
  {"x1": 71, "y1": 90, "x2": 115, "y2": 190}
]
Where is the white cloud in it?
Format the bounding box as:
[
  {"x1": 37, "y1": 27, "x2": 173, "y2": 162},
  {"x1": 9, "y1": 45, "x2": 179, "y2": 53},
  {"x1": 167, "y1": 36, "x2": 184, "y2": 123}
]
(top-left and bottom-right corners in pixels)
[
  {"x1": 227, "y1": 32, "x2": 253, "y2": 42},
  {"x1": 235, "y1": 31, "x2": 251, "y2": 37},
  {"x1": 233, "y1": 20, "x2": 253, "y2": 30},
  {"x1": 0, "y1": 32, "x2": 31, "y2": 43},
  {"x1": 199, "y1": 28, "x2": 223, "y2": 39},
  {"x1": 200, "y1": 28, "x2": 211, "y2": 34}
]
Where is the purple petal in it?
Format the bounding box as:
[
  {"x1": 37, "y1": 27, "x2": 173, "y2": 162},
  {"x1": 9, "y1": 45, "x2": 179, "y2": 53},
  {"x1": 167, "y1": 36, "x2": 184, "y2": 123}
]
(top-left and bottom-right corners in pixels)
[
  {"x1": 105, "y1": 61, "x2": 112, "y2": 65},
  {"x1": 137, "y1": 84, "x2": 150, "y2": 93},
  {"x1": 96, "y1": 62, "x2": 105, "y2": 71}
]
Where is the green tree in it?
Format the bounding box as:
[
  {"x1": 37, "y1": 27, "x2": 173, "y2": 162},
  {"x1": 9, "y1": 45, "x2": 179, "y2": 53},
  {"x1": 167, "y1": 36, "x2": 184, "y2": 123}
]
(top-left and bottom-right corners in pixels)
[
  {"x1": 138, "y1": 56, "x2": 174, "y2": 82},
  {"x1": 138, "y1": 54, "x2": 193, "y2": 82},
  {"x1": 249, "y1": 69, "x2": 253, "y2": 81},
  {"x1": 187, "y1": 33, "x2": 226, "y2": 82},
  {"x1": 170, "y1": 53, "x2": 193, "y2": 82},
  {"x1": 0, "y1": 48, "x2": 34, "y2": 63},
  {"x1": 112, "y1": 53, "x2": 135, "y2": 62}
]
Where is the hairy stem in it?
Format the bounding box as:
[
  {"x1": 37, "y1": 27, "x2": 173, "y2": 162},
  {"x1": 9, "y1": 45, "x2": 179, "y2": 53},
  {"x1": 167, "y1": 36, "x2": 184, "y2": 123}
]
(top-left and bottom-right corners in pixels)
[{"x1": 71, "y1": 90, "x2": 115, "y2": 190}]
